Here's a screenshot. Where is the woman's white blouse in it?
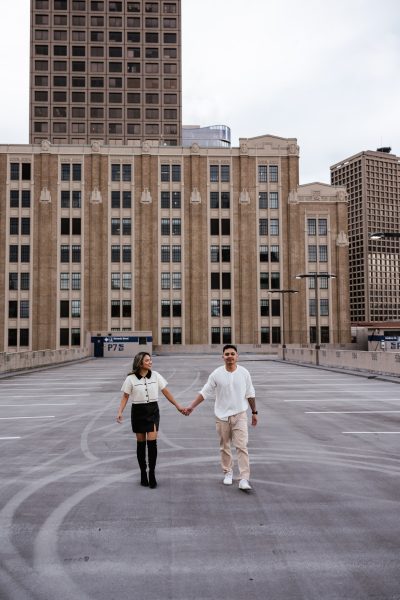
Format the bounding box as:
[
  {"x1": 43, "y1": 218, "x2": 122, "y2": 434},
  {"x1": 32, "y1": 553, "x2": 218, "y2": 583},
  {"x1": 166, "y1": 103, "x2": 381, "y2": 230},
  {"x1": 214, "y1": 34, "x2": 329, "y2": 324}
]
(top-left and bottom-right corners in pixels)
[{"x1": 121, "y1": 370, "x2": 168, "y2": 404}]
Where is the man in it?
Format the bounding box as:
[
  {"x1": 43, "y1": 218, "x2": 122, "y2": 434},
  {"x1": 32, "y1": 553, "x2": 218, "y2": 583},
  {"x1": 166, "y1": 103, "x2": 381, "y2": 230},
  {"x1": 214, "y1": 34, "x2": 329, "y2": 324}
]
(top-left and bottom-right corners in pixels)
[{"x1": 185, "y1": 344, "x2": 258, "y2": 491}]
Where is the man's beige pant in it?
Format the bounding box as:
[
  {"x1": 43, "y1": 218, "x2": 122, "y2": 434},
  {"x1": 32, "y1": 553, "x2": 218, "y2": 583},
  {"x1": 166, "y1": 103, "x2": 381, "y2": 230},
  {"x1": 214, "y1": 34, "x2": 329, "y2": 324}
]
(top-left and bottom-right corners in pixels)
[{"x1": 216, "y1": 411, "x2": 250, "y2": 480}]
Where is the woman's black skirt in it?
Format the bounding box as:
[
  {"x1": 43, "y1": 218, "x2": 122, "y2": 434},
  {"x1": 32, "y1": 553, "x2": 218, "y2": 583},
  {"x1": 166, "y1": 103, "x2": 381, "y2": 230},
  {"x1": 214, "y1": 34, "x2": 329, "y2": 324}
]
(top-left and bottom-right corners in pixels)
[{"x1": 131, "y1": 402, "x2": 160, "y2": 434}]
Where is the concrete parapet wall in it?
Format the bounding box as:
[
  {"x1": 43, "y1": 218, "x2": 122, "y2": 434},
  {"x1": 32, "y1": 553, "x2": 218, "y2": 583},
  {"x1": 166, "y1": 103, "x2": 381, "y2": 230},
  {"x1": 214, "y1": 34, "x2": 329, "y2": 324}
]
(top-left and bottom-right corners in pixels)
[
  {"x1": 0, "y1": 348, "x2": 90, "y2": 374},
  {"x1": 283, "y1": 347, "x2": 400, "y2": 377},
  {"x1": 154, "y1": 344, "x2": 279, "y2": 355}
]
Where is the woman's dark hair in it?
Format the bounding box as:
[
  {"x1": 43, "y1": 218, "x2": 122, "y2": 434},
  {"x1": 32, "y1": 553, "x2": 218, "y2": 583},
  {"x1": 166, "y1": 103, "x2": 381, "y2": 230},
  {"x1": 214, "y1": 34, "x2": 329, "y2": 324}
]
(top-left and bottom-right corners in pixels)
[{"x1": 128, "y1": 352, "x2": 151, "y2": 376}]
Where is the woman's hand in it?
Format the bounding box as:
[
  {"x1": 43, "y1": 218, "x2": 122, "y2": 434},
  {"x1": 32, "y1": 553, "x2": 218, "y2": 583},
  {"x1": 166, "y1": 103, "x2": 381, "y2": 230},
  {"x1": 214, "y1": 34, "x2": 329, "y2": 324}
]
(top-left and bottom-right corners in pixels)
[{"x1": 116, "y1": 413, "x2": 123, "y2": 423}]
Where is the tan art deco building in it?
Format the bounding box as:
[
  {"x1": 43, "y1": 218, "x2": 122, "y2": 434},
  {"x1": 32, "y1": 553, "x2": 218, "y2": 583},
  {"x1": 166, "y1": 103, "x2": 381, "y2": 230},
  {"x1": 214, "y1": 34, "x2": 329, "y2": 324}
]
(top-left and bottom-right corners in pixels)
[{"x1": 0, "y1": 135, "x2": 351, "y2": 352}]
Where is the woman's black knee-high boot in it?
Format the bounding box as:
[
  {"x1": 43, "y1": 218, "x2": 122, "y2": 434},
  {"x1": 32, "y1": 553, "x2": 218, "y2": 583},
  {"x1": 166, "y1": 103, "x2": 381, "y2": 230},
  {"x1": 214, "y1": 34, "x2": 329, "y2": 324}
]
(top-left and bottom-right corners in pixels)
[
  {"x1": 136, "y1": 441, "x2": 148, "y2": 487},
  {"x1": 147, "y1": 440, "x2": 157, "y2": 488}
]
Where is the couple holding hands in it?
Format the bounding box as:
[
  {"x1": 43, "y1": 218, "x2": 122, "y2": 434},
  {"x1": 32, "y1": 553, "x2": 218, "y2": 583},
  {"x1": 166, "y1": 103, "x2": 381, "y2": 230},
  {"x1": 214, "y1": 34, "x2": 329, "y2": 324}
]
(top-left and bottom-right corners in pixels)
[{"x1": 116, "y1": 345, "x2": 258, "y2": 491}]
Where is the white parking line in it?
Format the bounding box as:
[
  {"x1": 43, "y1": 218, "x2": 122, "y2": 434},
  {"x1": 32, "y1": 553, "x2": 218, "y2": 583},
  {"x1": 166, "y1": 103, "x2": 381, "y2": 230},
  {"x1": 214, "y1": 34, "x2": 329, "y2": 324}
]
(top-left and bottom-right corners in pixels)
[
  {"x1": 0, "y1": 416, "x2": 55, "y2": 420},
  {"x1": 5, "y1": 394, "x2": 90, "y2": 398},
  {"x1": 0, "y1": 436, "x2": 21, "y2": 440},
  {"x1": 306, "y1": 410, "x2": 400, "y2": 414},
  {"x1": 343, "y1": 431, "x2": 400, "y2": 434},
  {"x1": 0, "y1": 403, "x2": 76, "y2": 407},
  {"x1": 285, "y1": 398, "x2": 400, "y2": 402}
]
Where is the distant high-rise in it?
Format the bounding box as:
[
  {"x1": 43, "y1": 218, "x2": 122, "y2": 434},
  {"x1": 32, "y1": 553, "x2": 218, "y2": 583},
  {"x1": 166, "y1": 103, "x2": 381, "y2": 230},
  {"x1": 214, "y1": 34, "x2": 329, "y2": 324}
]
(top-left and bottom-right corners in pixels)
[
  {"x1": 30, "y1": 0, "x2": 181, "y2": 146},
  {"x1": 331, "y1": 148, "x2": 400, "y2": 323}
]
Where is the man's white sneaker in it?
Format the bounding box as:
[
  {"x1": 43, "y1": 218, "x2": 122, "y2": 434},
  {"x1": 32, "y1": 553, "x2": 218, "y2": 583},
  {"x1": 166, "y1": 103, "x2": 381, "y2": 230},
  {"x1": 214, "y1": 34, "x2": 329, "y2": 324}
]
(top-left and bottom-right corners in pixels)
[
  {"x1": 239, "y1": 479, "x2": 252, "y2": 491},
  {"x1": 223, "y1": 471, "x2": 233, "y2": 485}
]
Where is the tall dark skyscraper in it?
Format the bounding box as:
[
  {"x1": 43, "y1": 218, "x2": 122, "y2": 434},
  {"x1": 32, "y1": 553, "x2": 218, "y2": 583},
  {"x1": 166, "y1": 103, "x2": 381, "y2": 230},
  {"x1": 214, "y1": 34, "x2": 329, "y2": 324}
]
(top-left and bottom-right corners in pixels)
[{"x1": 30, "y1": 0, "x2": 181, "y2": 146}]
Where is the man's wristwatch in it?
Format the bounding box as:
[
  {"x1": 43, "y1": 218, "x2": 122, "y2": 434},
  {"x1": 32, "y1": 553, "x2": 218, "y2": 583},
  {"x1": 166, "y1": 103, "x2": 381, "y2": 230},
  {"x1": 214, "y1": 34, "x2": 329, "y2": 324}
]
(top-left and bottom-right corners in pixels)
[{"x1": 252, "y1": 411, "x2": 258, "y2": 415}]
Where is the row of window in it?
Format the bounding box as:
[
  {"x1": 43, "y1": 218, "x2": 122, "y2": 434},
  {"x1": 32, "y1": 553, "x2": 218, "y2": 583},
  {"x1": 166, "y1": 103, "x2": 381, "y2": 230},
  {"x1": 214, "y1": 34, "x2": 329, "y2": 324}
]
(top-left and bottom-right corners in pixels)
[
  {"x1": 9, "y1": 273, "x2": 30, "y2": 290},
  {"x1": 35, "y1": 73, "x2": 179, "y2": 87},
  {"x1": 307, "y1": 218, "x2": 328, "y2": 236},
  {"x1": 9, "y1": 246, "x2": 30, "y2": 263},
  {"x1": 9, "y1": 218, "x2": 31, "y2": 236},
  {"x1": 60, "y1": 299, "x2": 81, "y2": 317},
  {"x1": 9, "y1": 163, "x2": 280, "y2": 188},
  {"x1": 34, "y1": 32, "x2": 177, "y2": 45},
  {"x1": 160, "y1": 245, "x2": 181, "y2": 262},
  {"x1": 36, "y1": 104, "x2": 177, "y2": 117},
  {"x1": 8, "y1": 329, "x2": 29, "y2": 347},
  {"x1": 8, "y1": 301, "x2": 30, "y2": 319},
  {"x1": 111, "y1": 300, "x2": 132, "y2": 317},
  {"x1": 36, "y1": 0, "x2": 177, "y2": 13},
  {"x1": 259, "y1": 219, "x2": 279, "y2": 236}
]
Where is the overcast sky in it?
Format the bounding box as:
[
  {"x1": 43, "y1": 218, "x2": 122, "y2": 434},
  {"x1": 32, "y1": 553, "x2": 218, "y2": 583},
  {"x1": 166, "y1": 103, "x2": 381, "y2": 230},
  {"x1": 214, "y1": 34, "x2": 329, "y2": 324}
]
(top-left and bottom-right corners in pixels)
[{"x1": 1, "y1": 0, "x2": 400, "y2": 183}]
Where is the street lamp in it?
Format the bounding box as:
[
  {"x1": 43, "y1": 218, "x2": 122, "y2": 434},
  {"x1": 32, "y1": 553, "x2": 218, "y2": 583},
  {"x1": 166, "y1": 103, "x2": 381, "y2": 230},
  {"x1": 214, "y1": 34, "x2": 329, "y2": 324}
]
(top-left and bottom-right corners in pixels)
[
  {"x1": 369, "y1": 232, "x2": 400, "y2": 240},
  {"x1": 267, "y1": 289, "x2": 298, "y2": 360},
  {"x1": 295, "y1": 273, "x2": 336, "y2": 365}
]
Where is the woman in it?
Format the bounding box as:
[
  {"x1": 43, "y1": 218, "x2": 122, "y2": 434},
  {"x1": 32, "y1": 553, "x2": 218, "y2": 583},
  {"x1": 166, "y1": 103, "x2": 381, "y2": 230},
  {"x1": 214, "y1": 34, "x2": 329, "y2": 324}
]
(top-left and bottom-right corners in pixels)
[{"x1": 116, "y1": 352, "x2": 183, "y2": 489}]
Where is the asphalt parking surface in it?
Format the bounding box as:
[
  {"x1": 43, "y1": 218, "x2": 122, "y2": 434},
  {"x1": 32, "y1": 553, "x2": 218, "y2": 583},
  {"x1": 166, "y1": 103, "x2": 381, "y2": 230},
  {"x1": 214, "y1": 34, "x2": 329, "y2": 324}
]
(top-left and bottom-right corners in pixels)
[{"x1": 1, "y1": 354, "x2": 400, "y2": 600}]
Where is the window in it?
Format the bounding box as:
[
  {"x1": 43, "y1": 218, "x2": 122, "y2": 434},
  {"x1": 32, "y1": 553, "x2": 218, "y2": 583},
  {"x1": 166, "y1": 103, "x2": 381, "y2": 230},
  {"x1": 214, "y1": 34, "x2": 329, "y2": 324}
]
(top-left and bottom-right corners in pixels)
[
  {"x1": 260, "y1": 245, "x2": 268, "y2": 262},
  {"x1": 111, "y1": 300, "x2": 120, "y2": 317},
  {"x1": 210, "y1": 192, "x2": 219, "y2": 209},
  {"x1": 20, "y1": 329, "x2": 29, "y2": 346},
  {"x1": 221, "y1": 192, "x2": 230, "y2": 209},
  {"x1": 260, "y1": 299, "x2": 269, "y2": 317},
  {"x1": 60, "y1": 273, "x2": 69, "y2": 289},
  {"x1": 269, "y1": 165, "x2": 278, "y2": 182},
  {"x1": 9, "y1": 301, "x2": 18, "y2": 319},
  {"x1": 258, "y1": 165, "x2": 267, "y2": 183},
  {"x1": 210, "y1": 246, "x2": 219, "y2": 262},
  {"x1": 222, "y1": 300, "x2": 231, "y2": 317},
  {"x1": 172, "y1": 272, "x2": 181, "y2": 289},
  {"x1": 211, "y1": 327, "x2": 220, "y2": 344},
  {"x1": 259, "y1": 219, "x2": 268, "y2": 236},
  {"x1": 9, "y1": 273, "x2": 18, "y2": 290},
  {"x1": 72, "y1": 273, "x2": 81, "y2": 290},
  {"x1": 321, "y1": 326, "x2": 330, "y2": 343},
  {"x1": 161, "y1": 218, "x2": 170, "y2": 235},
  {"x1": 270, "y1": 219, "x2": 279, "y2": 236},
  {"x1": 10, "y1": 190, "x2": 19, "y2": 208},
  {"x1": 72, "y1": 191, "x2": 81, "y2": 208},
  {"x1": 221, "y1": 219, "x2": 230, "y2": 236},
  {"x1": 161, "y1": 272, "x2": 170, "y2": 289},
  {"x1": 320, "y1": 299, "x2": 329, "y2": 316},
  {"x1": 269, "y1": 192, "x2": 279, "y2": 209},
  {"x1": 319, "y1": 245, "x2": 328, "y2": 262},
  {"x1": 221, "y1": 245, "x2": 230, "y2": 262},
  {"x1": 222, "y1": 327, "x2": 232, "y2": 344},
  {"x1": 272, "y1": 327, "x2": 281, "y2": 344},
  {"x1": 9, "y1": 245, "x2": 18, "y2": 262},
  {"x1": 123, "y1": 192, "x2": 131, "y2": 208},
  {"x1": 210, "y1": 165, "x2": 219, "y2": 182},
  {"x1": 111, "y1": 218, "x2": 120, "y2": 235},
  {"x1": 211, "y1": 300, "x2": 220, "y2": 317},
  {"x1": 161, "y1": 300, "x2": 170, "y2": 317},
  {"x1": 308, "y1": 245, "x2": 317, "y2": 262},
  {"x1": 271, "y1": 299, "x2": 280, "y2": 317},
  {"x1": 72, "y1": 245, "x2": 81, "y2": 262},
  {"x1": 172, "y1": 245, "x2": 181, "y2": 262},
  {"x1": 122, "y1": 245, "x2": 131, "y2": 262},
  {"x1": 307, "y1": 219, "x2": 317, "y2": 236},
  {"x1": 122, "y1": 300, "x2": 131, "y2": 317},
  {"x1": 122, "y1": 273, "x2": 131, "y2": 289},
  {"x1": 161, "y1": 245, "x2": 170, "y2": 262},
  {"x1": 122, "y1": 219, "x2": 131, "y2": 235},
  {"x1": 71, "y1": 328, "x2": 80, "y2": 346},
  {"x1": 172, "y1": 300, "x2": 181, "y2": 317},
  {"x1": 8, "y1": 329, "x2": 18, "y2": 347},
  {"x1": 271, "y1": 272, "x2": 280, "y2": 289},
  {"x1": 22, "y1": 191, "x2": 31, "y2": 207},
  {"x1": 21, "y1": 246, "x2": 30, "y2": 263},
  {"x1": 161, "y1": 328, "x2": 171, "y2": 344},
  {"x1": 270, "y1": 245, "x2": 279, "y2": 262},
  {"x1": 61, "y1": 218, "x2": 70, "y2": 235},
  {"x1": 261, "y1": 327, "x2": 270, "y2": 344},
  {"x1": 210, "y1": 219, "x2": 219, "y2": 236},
  {"x1": 260, "y1": 272, "x2": 269, "y2": 289},
  {"x1": 111, "y1": 272, "x2": 120, "y2": 289},
  {"x1": 10, "y1": 218, "x2": 19, "y2": 235},
  {"x1": 60, "y1": 328, "x2": 69, "y2": 346},
  {"x1": 171, "y1": 218, "x2": 181, "y2": 236},
  {"x1": 318, "y1": 219, "x2": 328, "y2": 235},
  {"x1": 309, "y1": 298, "x2": 316, "y2": 317},
  {"x1": 222, "y1": 272, "x2": 231, "y2": 289},
  {"x1": 60, "y1": 300, "x2": 69, "y2": 318},
  {"x1": 111, "y1": 191, "x2": 120, "y2": 208}
]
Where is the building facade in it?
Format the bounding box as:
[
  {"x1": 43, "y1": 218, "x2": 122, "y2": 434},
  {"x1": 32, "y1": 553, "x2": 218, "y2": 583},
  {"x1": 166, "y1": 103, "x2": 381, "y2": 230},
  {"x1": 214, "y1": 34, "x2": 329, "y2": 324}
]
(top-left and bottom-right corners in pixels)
[
  {"x1": 30, "y1": 0, "x2": 181, "y2": 146},
  {"x1": 0, "y1": 135, "x2": 350, "y2": 352},
  {"x1": 331, "y1": 149, "x2": 400, "y2": 323}
]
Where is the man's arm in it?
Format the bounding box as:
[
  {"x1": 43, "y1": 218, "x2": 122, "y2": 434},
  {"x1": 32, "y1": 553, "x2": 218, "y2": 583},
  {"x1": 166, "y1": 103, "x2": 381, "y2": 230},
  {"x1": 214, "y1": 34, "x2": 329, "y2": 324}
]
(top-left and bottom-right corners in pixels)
[
  {"x1": 247, "y1": 396, "x2": 258, "y2": 426},
  {"x1": 183, "y1": 393, "x2": 205, "y2": 415}
]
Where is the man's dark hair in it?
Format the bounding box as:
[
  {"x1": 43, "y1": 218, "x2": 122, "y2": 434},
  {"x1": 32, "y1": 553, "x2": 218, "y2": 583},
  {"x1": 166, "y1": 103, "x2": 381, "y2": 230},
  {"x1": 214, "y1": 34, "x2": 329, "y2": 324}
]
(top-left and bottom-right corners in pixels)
[{"x1": 222, "y1": 344, "x2": 238, "y2": 353}]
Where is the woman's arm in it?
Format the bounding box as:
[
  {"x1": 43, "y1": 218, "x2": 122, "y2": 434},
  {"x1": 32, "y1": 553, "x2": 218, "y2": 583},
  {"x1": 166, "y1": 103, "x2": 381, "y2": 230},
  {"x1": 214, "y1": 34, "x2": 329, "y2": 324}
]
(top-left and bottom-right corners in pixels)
[
  {"x1": 162, "y1": 386, "x2": 184, "y2": 413},
  {"x1": 116, "y1": 392, "x2": 129, "y2": 423}
]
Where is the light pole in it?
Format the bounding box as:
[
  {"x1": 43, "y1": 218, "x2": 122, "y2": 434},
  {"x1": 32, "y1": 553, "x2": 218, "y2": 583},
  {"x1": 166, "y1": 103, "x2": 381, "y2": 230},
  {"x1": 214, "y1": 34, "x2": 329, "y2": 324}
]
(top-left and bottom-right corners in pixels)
[
  {"x1": 268, "y1": 289, "x2": 298, "y2": 360},
  {"x1": 295, "y1": 273, "x2": 336, "y2": 365},
  {"x1": 369, "y1": 232, "x2": 400, "y2": 240}
]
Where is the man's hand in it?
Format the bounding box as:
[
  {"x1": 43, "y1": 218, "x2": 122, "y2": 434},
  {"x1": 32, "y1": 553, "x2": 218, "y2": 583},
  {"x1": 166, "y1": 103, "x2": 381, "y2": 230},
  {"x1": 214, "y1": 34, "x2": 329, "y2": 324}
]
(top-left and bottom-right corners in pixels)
[
  {"x1": 251, "y1": 414, "x2": 258, "y2": 427},
  {"x1": 181, "y1": 407, "x2": 193, "y2": 416}
]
